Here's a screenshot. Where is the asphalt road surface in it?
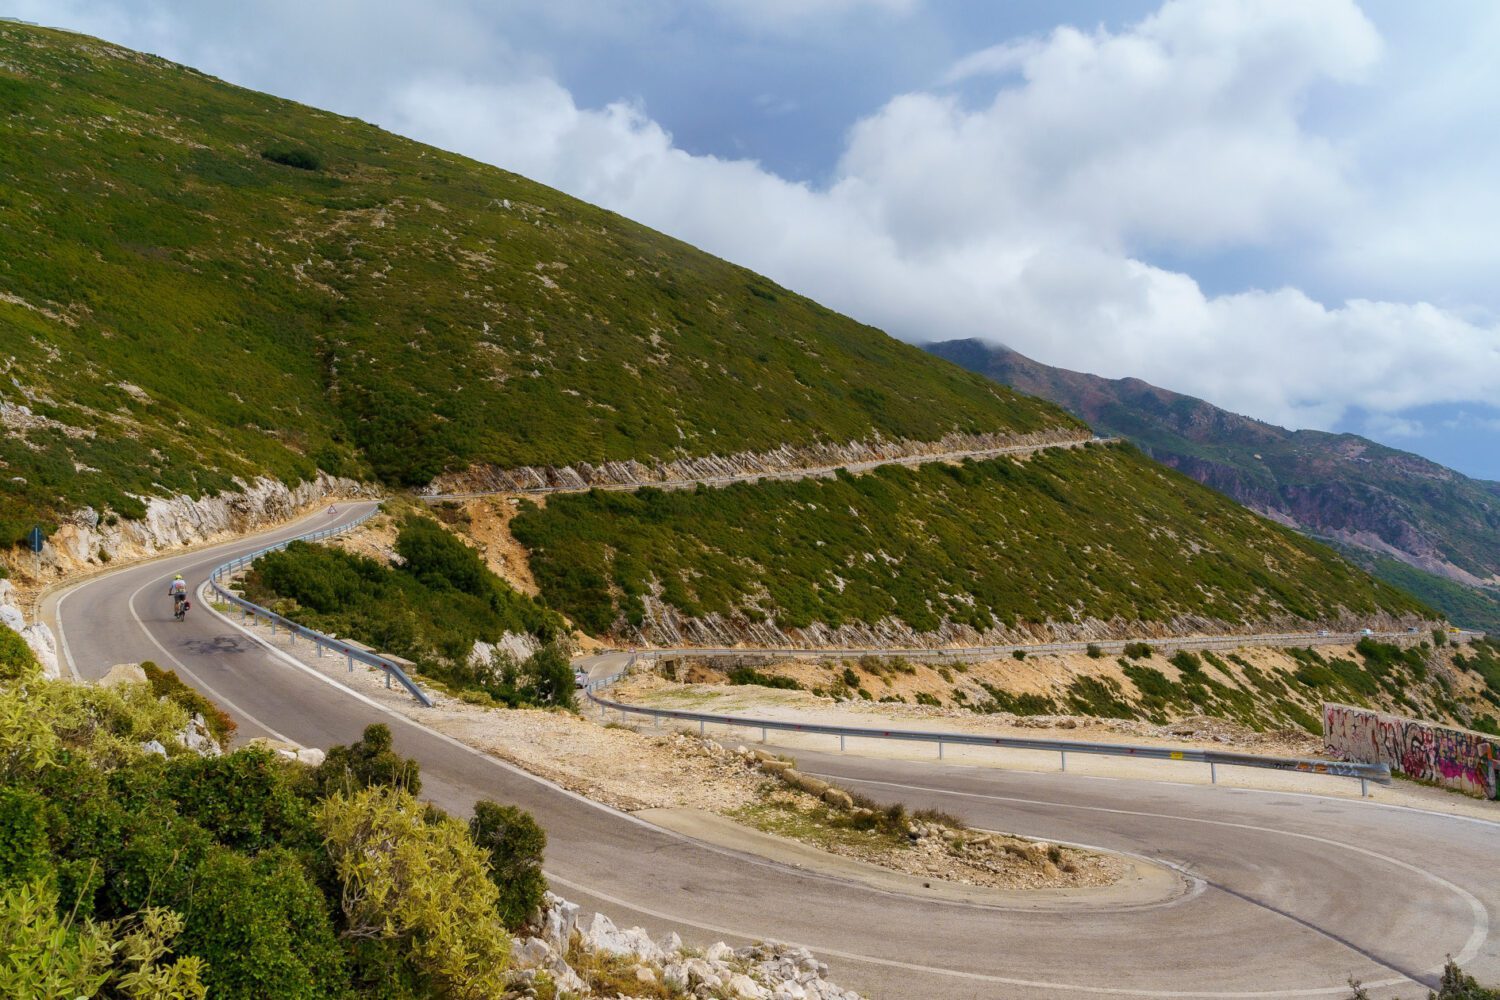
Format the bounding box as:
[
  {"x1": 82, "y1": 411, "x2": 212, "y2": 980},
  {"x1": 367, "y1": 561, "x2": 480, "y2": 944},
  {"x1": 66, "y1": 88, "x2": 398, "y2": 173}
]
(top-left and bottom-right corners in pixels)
[{"x1": 46, "y1": 503, "x2": 1500, "y2": 999}]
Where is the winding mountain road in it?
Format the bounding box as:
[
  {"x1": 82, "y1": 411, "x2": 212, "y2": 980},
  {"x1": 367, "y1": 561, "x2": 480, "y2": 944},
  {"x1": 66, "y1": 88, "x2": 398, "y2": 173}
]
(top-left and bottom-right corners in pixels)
[{"x1": 45, "y1": 503, "x2": 1499, "y2": 999}]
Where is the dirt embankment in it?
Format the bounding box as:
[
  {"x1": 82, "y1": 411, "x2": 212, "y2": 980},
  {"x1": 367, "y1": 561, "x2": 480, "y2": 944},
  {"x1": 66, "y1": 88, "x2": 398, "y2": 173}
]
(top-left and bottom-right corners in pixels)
[{"x1": 632, "y1": 637, "x2": 1494, "y2": 742}]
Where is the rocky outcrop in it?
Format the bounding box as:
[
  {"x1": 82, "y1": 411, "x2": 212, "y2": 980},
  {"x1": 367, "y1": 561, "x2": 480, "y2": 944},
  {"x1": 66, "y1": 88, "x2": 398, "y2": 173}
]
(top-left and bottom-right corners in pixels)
[
  {"x1": 624, "y1": 594, "x2": 1431, "y2": 650},
  {"x1": 508, "y1": 892, "x2": 865, "y2": 999},
  {"x1": 427, "y1": 427, "x2": 1090, "y2": 496},
  {"x1": 469, "y1": 634, "x2": 542, "y2": 670},
  {"x1": 32, "y1": 472, "x2": 375, "y2": 581},
  {"x1": 0, "y1": 579, "x2": 58, "y2": 678}
]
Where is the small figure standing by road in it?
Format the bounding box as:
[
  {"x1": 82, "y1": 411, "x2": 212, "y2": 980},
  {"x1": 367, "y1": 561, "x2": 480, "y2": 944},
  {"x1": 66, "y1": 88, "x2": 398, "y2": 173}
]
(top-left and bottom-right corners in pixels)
[{"x1": 168, "y1": 574, "x2": 188, "y2": 620}]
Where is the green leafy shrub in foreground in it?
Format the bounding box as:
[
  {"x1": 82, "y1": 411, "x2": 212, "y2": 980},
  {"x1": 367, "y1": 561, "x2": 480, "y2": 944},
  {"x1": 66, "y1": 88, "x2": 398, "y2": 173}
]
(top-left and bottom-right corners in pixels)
[
  {"x1": 320, "y1": 785, "x2": 512, "y2": 999},
  {"x1": 0, "y1": 663, "x2": 550, "y2": 998},
  {"x1": 470, "y1": 801, "x2": 548, "y2": 931}
]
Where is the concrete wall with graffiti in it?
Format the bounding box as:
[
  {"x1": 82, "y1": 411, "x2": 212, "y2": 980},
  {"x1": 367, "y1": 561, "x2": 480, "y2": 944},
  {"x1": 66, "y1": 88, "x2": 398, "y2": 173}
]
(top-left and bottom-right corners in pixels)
[{"x1": 1324, "y1": 703, "x2": 1498, "y2": 799}]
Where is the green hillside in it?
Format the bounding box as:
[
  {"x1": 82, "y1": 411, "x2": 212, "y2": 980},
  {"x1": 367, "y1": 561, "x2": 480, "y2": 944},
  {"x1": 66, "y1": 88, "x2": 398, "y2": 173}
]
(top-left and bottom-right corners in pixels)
[
  {"x1": 0, "y1": 24, "x2": 1072, "y2": 545},
  {"x1": 512, "y1": 443, "x2": 1429, "y2": 639}
]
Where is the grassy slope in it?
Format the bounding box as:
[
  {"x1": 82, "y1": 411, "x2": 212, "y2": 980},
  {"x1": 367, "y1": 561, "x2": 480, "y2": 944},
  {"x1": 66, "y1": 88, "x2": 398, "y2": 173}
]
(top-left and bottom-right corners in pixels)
[
  {"x1": 0, "y1": 24, "x2": 1071, "y2": 543},
  {"x1": 512, "y1": 442, "x2": 1429, "y2": 638}
]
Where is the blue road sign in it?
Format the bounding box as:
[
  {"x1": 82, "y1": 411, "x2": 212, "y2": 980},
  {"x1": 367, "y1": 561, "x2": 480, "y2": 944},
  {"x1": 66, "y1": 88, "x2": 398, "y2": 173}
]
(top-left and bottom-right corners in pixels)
[{"x1": 28, "y1": 526, "x2": 42, "y2": 553}]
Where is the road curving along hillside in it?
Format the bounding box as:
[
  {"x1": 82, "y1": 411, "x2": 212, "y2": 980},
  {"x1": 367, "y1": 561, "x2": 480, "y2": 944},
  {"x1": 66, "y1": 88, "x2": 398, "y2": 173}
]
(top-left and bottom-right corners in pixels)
[{"x1": 47, "y1": 505, "x2": 1499, "y2": 999}]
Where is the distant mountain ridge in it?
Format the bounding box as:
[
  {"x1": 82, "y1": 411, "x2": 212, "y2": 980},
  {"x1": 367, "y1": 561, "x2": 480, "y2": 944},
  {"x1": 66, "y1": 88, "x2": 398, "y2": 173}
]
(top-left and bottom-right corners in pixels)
[{"x1": 928, "y1": 339, "x2": 1500, "y2": 630}]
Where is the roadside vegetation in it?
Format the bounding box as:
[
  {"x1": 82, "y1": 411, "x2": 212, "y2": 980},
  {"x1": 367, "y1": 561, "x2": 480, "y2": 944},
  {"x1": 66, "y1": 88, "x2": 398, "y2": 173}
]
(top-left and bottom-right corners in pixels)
[
  {"x1": 241, "y1": 515, "x2": 575, "y2": 708},
  {"x1": 0, "y1": 644, "x2": 550, "y2": 999},
  {"x1": 0, "y1": 22, "x2": 1069, "y2": 546},
  {"x1": 1348, "y1": 962, "x2": 1498, "y2": 999},
  {"x1": 514, "y1": 443, "x2": 1428, "y2": 638}
]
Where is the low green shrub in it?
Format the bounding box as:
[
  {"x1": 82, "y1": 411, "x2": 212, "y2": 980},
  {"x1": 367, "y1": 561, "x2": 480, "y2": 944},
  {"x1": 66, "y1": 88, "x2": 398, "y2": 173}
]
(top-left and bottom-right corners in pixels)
[
  {"x1": 727, "y1": 667, "x2": 801, "y2": 690},
  {"x1": 260, "y1": 146, "x2": 322, "y2": 170},
  {"x1": 470, "y1": 801, "x2": 547, "y2": 931},
  {"x1": 140, "y1": 661, "x2": 236, "y2": 745},
  {"x1": 1169, "y1": 650, "x2": 1202, "y2": 674},
  {"x1": 312, "y1": 724, "x2": 422, "y2": 797},
  {"x1": 1122, "y1": 642, "x2": 1153, "y2": 660},
  {"x1": 0, "y1": 626, "x2": 37, "y2": 680}
]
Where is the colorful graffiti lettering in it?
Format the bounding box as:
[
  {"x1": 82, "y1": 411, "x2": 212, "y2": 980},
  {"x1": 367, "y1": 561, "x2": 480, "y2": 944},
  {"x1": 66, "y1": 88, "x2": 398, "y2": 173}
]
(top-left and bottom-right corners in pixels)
[{"x1": 1324, "y1": 702, "x2": 1498, "y2": 799}]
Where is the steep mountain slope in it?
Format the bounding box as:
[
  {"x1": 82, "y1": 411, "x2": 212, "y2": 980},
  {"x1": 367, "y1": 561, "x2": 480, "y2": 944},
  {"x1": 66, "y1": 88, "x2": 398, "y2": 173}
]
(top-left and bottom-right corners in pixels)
[
  {"x1": 0, "y1": 25, "x2": 1431, "y2": 642},
  {"x1": 0, "y1": 23, "x2": 1072, "y2": 545},
  {"x1": 928, "y1": 339, "x2": 1500, "y2": 629},
  {"x1": 511, "y1": 442, "x2": 1429, "y2": 645}
]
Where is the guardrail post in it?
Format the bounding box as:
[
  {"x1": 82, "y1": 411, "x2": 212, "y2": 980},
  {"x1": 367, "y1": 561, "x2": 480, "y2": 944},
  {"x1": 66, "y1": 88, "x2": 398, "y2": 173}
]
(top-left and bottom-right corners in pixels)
[
  {"x1": 760, "y1": 726, "x2": 767, "y2": 743},
  {"x1": 1210, "y1": 762, "x2": 1217, "y2": 784},
  {"x1": 937, "y1": 740, "x2": 944, "y2": 760},
  {"x1": 1060, "y1": 750, "x2": 1067, "y2": 772},
  {"x1": 385, "y1": 670, "x2": 391, "y2": 689},
  {"x1": 317, "y1": 640, "x2": 323, "y2": 659},
  {"x1": 699, "y1": 719, "x2": 706, "y2": 737},
  {"x1": 839, "y1": 734, "x2": 846, "y2": 752},
  {"x1": 1360, "y1": 777, "x2": 1369, "y2": 798},
  {"x1": 346, "y1": 652, "x2": 353, "y2": 672}
]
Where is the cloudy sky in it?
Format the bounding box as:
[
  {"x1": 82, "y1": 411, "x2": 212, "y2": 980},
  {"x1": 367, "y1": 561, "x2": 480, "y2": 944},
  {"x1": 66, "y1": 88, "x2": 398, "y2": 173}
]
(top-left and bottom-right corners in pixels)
[{"x1": 19, "y1": 0, "x2": 1500, "y2": 478}]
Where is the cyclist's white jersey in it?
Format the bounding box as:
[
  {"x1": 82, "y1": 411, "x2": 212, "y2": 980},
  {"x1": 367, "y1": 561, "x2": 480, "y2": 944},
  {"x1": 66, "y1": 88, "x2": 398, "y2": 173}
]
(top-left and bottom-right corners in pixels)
[{"x1": 168, "y1": 580, "x2": 187, "y2": 597}]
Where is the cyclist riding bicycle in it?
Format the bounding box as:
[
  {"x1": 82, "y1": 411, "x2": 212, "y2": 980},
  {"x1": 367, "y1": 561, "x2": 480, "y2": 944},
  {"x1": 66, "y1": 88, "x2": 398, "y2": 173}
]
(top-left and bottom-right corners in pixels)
[{"x1": 168, "y1": 574, "x2": 188, "y2": 618}]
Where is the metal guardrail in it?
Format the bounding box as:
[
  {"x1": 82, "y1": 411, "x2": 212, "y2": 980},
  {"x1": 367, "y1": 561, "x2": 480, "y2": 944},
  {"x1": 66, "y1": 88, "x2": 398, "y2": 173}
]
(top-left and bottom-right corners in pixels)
[
  {"x1": 207, "y1": 508, "x2": 434, "y2": 708},
  {"x1": 584, "y1": 663, "x2": 1392, "y2": 796}
]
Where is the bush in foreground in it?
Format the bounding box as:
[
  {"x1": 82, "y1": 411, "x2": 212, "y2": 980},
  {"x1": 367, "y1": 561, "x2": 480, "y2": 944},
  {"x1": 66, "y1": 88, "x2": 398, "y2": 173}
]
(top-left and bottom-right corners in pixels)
[{"x1": 0, "y1": 661, "x2": 551, "y2": 999}]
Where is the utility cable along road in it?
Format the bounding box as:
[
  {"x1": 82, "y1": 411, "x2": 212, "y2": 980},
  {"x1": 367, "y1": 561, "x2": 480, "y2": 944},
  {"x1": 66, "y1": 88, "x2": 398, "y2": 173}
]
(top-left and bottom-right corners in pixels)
[{"x1": 47, "y1": 504, "x2": 1500, "y2": 999}]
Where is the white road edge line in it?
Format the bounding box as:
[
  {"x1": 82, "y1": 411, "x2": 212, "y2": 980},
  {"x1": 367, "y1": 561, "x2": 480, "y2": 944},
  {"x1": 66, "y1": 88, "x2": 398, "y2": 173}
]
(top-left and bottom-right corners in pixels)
[
  {"x1": 112, "y1": 574, "x2": 298, "y2": 745},
  {"x1": 52, "y1": 585, "x2": 81, "y2": 681},
  {"x1": 816, "y1": 774, "x2": 1490, "y2": 978},
  {"x1": 205, "y1": 597, "x2": 1458, "y2": 999}
]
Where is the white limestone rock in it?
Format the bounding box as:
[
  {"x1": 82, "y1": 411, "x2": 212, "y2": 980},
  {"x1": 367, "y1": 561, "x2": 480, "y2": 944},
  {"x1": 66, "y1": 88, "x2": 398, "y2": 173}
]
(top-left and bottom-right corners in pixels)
[{"x1": 101, "y1": 663, "x2": 148, "y2": 687}]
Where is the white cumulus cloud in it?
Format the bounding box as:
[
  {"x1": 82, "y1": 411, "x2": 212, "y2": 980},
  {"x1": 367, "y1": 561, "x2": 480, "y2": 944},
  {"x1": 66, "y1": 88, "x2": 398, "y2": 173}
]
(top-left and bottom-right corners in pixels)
[{"x1": 380, "y1": 0, "x2": 1498, "y2": 433}]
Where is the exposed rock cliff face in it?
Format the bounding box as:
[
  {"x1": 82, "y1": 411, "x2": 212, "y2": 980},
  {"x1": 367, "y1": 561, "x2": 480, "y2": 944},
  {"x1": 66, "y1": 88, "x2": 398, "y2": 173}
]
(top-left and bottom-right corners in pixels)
[
  {"x1": 26, "y1": 473, "x2": 375, "y2": 582},
  {"x1": 0, "y1": 474, "x2": 373, "y2": 680},
  {"x1": 427, "y1": 427, "x2": 1089, "y2": 496},
  {"x1": 624, "y1": 595, "x2": 1430, "y2": 650},
  {"x1": 0, "y1": 579, "x2": 59, "y2": 678}
]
